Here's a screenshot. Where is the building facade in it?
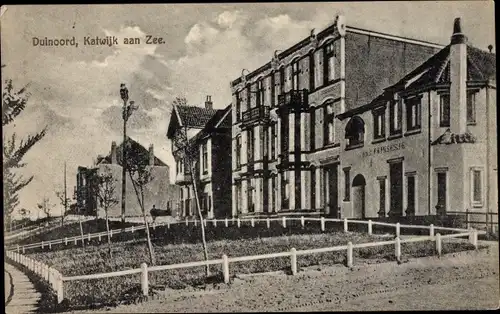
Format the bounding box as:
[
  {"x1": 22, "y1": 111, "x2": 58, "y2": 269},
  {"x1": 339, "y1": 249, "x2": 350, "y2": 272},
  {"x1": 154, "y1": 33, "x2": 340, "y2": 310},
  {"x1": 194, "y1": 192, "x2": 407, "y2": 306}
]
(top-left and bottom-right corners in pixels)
[
  {"x1": 75, "y1": 138, "x2": 180, "y2": 218},
  {"x1": 167, "y1": 96, "x2": 233, "y2": 219},
  {"x1": 230, "y1": 15, "x2": 496, "y2": 219}
]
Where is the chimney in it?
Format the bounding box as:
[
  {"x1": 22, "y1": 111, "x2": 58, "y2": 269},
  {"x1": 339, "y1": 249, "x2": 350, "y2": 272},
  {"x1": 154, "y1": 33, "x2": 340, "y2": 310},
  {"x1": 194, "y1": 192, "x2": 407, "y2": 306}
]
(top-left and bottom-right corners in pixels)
[
  {"x1": 449, "y1": 17, "x2": 468, "y2": 134},
  {"x1": 111, "y1": 141, "x2": 117, "y2": 164},
  {"x1": 149, "y1": 144, "x2": 155, "y2": 166},
  {"x1": 205, "y1": 95, "x2": 213, "y2": 110}
]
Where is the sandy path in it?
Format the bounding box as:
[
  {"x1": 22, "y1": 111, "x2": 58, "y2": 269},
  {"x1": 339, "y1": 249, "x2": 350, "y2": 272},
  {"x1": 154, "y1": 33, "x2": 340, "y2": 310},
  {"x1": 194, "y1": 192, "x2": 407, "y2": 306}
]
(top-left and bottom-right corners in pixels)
[{"x1": 70, "y1": 242, "x2": 499, "y2": 312}]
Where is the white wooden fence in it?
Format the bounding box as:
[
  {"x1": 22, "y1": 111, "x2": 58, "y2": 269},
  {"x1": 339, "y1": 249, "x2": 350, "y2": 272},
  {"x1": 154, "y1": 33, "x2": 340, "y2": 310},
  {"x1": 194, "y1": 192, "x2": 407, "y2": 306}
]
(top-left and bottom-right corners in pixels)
[
  {"x1": 8, "y1": 216, "x2": 467, "y2": 253},
  {"x1": 5, "y1": 219, "x2": 482, "y2": 304}
]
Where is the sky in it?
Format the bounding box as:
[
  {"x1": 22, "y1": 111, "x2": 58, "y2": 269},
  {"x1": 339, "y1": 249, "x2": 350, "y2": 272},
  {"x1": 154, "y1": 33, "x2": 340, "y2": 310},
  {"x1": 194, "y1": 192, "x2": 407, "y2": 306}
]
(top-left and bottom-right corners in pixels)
[{"x1": 1, "y1": 2, "x2": 495, "y2": 219}]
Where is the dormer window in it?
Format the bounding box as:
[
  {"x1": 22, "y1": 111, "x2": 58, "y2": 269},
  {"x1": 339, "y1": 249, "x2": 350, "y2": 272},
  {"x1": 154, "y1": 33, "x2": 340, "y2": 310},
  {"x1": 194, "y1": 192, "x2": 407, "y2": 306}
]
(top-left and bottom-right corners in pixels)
[
  {"x1": 256, "y1": 78, "x2": 265, "y2": 107},
  {"x1": 324, "y1": 41, "x2": 338, "y2": 85},
  {"x1": 291, "y1": 59, "x2": 300, "y2": 90},
  {"x1": 389, "y1": 100, "x2": 402, "y2": 135},
  {"x1": 345, "y1": 116, "x2": 365, "y2": 149},
  {"x1": 373, "y1": 107, "x2": 386, "y2": 140},
  {"x1": 405, "y1": 96, "x2": 422, "y2": 132}
]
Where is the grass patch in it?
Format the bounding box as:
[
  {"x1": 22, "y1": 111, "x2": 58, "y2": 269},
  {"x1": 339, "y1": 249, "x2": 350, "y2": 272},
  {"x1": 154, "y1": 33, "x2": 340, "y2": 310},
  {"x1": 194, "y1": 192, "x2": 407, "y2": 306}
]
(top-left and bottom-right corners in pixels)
[{"x1": 27, "y1": 231, "x2": 476, "y2": 311}]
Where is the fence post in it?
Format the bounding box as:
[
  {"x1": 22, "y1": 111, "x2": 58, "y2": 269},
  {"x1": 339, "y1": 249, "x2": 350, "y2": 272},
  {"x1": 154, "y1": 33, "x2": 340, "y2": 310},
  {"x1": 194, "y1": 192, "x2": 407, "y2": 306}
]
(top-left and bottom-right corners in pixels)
[
  {"x1": 49, "y1": 242, "x2": 52, "y2": 250},
  {"x1": 88, "y1": 233, "x2": 91, "y2": 241},
  {"x1": 222, "y1": 254, "x2": 230, "y2": 284},
  {"x1": 282, "y1": 216, "x2": 287, "y2": 228},
  {"x1": 396, "y1": 223, "x2": 400, "y2": 237},
  {"x1": 213, "y1": 219, "x2": 217, "y2": 227},
  {"x1": 344, "y1": 218, "x2": 348, "y2": 232},
  {"x1": 290, "y1": 248, "x2": 297, "y2": 275},
  {"x1": 41, "y1": 241, "x2": 44, "y2": 249},
  {"x1": 141, "y1": 263, "x2": 149, "y2": 296},
  {"x1": 22, "y1": 246, "x2": 25, "y2": 254},
  {"x1": 204, "y1": 219, "x2": 207, "y2": 227},
  {"x1": 435, "y1": 233, "x2": 442, "y2": 257},
  {"x1": 153, "y1": 222, "x2": 156, "y2": 230},
  {"x1": 225, "y1": 218, "x2": 228, "y2": 228},
  {"x1": 131, "y1": 226, "x2": 135, "y2": 233},
  {"x1": 466, "y1": 208, "x2": 470, "y2": 230},
  {"x1": 65, "y1": 237, "x2": 68, "y2": 245},
  {"x1": 167, "y1": 221, "x2": 170, "y2": 229},
  {"x1": 395, "y1": 237, "x2": 401, "y2": 262},
  {"x1": 321, "y1": 217, "x2": 325, "y2": 232},
  {"x1": 56, "y1": 273, "x2": 64, "y2": 303},
  {"x1": 301, "y1": 216, "x2": 305, "y2": 228},
  {"x1": 17, "y1": 244, "x2": 19, "y2": 253},
  {"x1": 430, "y1": 224, "x2": 435, "y2": 237},
  {"x1": 251, "y1": 218, "x2": 255, "y2": 227},
  {"x1": 368, "y1": 220, "x2": 373, "y2": 235},
  {"x1": 74, "y1": 238, "x2": 77, "y2": 245},
  {"x1": 98, "y1": 235, "x2": 101, "y2": 242},
  {"x1": 266, "y1": 217, "x2": 270, "y2": 229},
  {"x1": 237, "y1": 218, "x2": 241, "y2": 228},
  {"x1": 194, "y1": 219, "x2": 197, "y2": 227},
  {"x1": 347, "y1": 242, "x2": 353, "y2": 268},
  {"x1": 472, "y1": 229, "x2": 478, "y2": 249},
  {"x1": 185, "y1": 217, "x2": 189, "y2": 226}
]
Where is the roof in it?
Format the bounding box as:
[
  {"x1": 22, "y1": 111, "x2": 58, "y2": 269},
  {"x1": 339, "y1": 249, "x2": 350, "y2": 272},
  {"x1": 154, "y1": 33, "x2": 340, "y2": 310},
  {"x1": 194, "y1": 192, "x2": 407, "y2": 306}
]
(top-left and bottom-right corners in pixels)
[
  {"x1": 388, "y1": 44, "x2": 496, "y2": 91},
  {"x1": 97, "y1": 137, "x2": 167, "y2": 167},
  {"x1": 167, "y1": 102, "x2": 231, "y2": 138},
  {"x1": 188, "y1": 104, "x2": 232, "y2": 145},
  {"x1": 339, "y1": 44, "x2": 496, "y2": 120}
]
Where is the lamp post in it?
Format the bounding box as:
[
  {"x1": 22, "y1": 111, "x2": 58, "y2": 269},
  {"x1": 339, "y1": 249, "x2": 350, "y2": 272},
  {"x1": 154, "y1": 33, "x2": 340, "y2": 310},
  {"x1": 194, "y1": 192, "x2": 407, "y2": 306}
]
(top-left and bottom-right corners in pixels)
[{"x1": 119, "y1": 83, "x2": 138, "y2": 225}]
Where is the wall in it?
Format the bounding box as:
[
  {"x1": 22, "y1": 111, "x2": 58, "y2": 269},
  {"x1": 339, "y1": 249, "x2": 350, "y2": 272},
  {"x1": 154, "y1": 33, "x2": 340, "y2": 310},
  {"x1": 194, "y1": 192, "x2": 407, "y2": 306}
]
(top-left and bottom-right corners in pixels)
[
  {"x1": 212, "y1": 132, "x2": 233, "y2": 218},
  {"x1": 96, "y1": 164, "x2": 180, "y2": 218},
  {"x1": 344, "y1": 31, "x2": 439, "y2": 110}
]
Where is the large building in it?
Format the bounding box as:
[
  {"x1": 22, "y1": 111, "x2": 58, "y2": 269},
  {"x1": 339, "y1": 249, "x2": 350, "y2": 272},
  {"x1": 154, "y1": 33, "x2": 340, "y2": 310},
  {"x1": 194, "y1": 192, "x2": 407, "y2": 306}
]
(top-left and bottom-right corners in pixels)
[
  {"x1": 75, "y1": 138, "x2": 180, "y2": 218},
  {"x1": 167, "y1": 96, "x2": 232, "y2": 219},
  {"x1": 230, "y1": 15, "x2": 496, "y2": 219}
]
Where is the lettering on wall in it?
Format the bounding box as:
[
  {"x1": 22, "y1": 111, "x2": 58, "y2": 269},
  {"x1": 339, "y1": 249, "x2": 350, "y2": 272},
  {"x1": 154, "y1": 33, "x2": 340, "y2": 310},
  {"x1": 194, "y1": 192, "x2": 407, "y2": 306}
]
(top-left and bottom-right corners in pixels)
[{"x1": 362, "y1": 143, "x2": 406, "y2": 158}]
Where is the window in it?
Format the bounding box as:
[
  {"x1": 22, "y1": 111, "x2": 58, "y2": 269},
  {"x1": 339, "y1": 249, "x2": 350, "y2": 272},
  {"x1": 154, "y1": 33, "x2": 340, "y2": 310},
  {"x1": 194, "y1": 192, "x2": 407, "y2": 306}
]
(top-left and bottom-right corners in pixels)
[
  {"x1": 309, "y1": 52, "x2": 315, "y2": 91},
  {"x1": 271, "y1": 73, "x2": 276, "y2": 107},
  {"x1": 471, "y1": 167, "x2": 483, "y2": 207},
  {"x1": 236, "y1": 135, "x2": 242, "y2": 169},
  {"x1": 271, "y1": 176, "x2": 276, "y2": 212},
  {"x1": 282, "y1": 171, "x2": 289, "y2": 209},
  {"x1": 467, "y1": 91, "x2": 476, "y2": 125},
  {"x1": 291, "y1": 59, "x2": 300, "y2": 90},
  {"x1": 343, "y1": 167, "x2": 350, "y2": 201},
  {"x1": 389, "y1": 100, "x2": 402, "y2": 134},
  {"x1": 261, "y1": 127, "x2": 268, "y2": 158},
  {"x1": 246, "y1": 84, "x2": 251, "y2": 109},
  {"x1": 439, "y1": 94, "x2": 450, "y2": 127},
  {"x1": 310, "y1": 108, "x2": 316, "y2": 150},
  {"x1": 281, "y1": 114, "x2": 289, "y2": 155},
  {"x1": 271, "y1": 123, "x2": 276, "y2": 159},
  {"x1": 247, "y1": 179, "x2": 254, "y2": 212},
  {"x1": 345, "y1": 116, "x2": 365, "y2": 148},
  {"x1": 236, "y1": 92, "x2": 242, "y2": 122},
  {"x1": 257, "y1": 78, "x2": 265, "y2": 107},
  {"x1": 436, "y1": 171, "x2": 447, "y2": 214},
  {"x1": 377, "y1": 178, "x2": 386, "y2": 217},
  {"x1": 324, "y1": 41, "x2": 337, "y2": 85},
  {"x1": 247, "y1": 129, "x2": 254, "y2": 163},
  {"x1": 373, "y1": 109, "x2": 386, "y2": 139},
  {"x1": 311, "y1": 169, "x2": 316, "y2": 209},
  {"x1": 235, "y1": 182, "x2": 242, "y2": 214},
  {"x1": 405, "y1": 96, "x2": 421, "y2": 131},
  {"x1": 202, "y1": 142, "x2": 208, "y2": 173},
  {"x1": 279, "y1": 67, "x2": 285, "y2": 95},
  {"x1": 324, "y1": 103, "x2": 335, "y2": 145}
]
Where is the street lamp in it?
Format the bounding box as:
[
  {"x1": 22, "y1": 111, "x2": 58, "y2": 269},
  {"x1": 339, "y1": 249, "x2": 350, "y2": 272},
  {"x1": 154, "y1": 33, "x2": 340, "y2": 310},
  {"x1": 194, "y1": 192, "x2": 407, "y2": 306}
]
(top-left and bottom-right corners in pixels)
[{"x1": 119, "y1": 83, "x2": 138, "y2": 224}]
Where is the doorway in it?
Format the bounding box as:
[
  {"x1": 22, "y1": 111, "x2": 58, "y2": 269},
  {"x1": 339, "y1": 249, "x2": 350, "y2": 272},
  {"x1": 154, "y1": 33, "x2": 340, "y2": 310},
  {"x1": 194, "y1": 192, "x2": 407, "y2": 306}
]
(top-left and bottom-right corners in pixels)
[
  {"x1": 389, "y1": 160, "x2": 403, "y2": 216},
  {"x1": 352, "y1": 174, "x2": 366, "y2": 218},
  {"x1": 324, "y1": 164, "x2": 339, "y2": 217}
]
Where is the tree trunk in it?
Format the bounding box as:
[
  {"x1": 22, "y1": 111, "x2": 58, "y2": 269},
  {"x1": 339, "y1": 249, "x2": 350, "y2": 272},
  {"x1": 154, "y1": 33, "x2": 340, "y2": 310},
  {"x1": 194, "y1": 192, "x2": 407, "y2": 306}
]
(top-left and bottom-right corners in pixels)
[
  {"x1": 190, "y1": 163, "x2": 210, "y2": 277},
  {"x1": 141, "y1": 187, "x2": 156, "y2": 266},
  {"x1": 105, "y1": 209, "x2": 112, "y2": 259}
]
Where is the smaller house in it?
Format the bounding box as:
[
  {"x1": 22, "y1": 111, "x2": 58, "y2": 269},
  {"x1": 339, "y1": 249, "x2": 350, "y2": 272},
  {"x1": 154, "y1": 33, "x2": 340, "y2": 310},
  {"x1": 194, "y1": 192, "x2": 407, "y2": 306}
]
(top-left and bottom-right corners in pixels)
[
  {"x1": 167, "y1": 96, "x2": 232, "y2": 219},
  {"x1": 75, "y1": 138, "x2": 180, "y2": 218}
]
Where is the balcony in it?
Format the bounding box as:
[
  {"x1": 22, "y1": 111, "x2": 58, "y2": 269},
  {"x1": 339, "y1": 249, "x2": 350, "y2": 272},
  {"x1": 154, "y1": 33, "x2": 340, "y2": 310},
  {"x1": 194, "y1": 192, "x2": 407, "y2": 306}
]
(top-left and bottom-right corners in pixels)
[
  {"x1": 175, "y1": 172, "x2": 192, "y2": 185},
  {"x1": 278, "y1": 89, "x2": 309, "y2": 113},
  {"x1": 241, "y1": 106, "x2": 270, "y2": 127}
]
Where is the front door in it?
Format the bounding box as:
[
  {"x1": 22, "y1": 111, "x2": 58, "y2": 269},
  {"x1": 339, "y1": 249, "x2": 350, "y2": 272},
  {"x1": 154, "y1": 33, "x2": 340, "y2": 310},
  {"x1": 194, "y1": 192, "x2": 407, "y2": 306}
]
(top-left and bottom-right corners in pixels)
[
  {"x1": 325, "y1": 165, "x2": 339, "y2": 217},
  {"x1": 389, "y1": 160, "x2": 403, "y2": 216},
  {"x1": 352, "y1": 174, "x2": 366, "y2": 218}
]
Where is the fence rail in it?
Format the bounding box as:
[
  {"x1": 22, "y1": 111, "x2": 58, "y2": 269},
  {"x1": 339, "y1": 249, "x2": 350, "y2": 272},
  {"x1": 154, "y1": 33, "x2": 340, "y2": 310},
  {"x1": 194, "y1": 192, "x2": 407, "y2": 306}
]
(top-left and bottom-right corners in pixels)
[
  {"x1": 5, "y1": 224, "x2": 482, "y2": 304},
  {"x1": 7, "y1": 216, "x2": 473, "y2": 253}
]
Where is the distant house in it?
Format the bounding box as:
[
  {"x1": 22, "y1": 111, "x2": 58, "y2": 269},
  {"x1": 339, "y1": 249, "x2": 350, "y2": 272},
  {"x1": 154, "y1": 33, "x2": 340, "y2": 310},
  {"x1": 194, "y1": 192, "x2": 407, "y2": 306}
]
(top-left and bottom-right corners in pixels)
[
  {"x1": 75, "y1": 138, "x2": 180, "y2": 218},
  {"x1": 167, "y1": 96, "x2": 232, "y2": 219}
]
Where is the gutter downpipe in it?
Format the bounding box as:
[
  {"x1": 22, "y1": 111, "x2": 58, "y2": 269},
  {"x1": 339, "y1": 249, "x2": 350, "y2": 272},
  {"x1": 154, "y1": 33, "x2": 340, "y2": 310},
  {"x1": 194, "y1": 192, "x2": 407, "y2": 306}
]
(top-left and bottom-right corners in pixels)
[{"x1": 428, "y1": 90, "x2": 432, "y2": 215}]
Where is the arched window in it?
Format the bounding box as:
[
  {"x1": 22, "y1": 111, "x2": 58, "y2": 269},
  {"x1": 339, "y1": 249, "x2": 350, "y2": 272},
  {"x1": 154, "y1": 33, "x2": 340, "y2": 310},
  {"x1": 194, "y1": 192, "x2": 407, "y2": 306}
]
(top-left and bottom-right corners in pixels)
[{"x1": 345, "y1": 116, "x2": 365, "y2": 148}]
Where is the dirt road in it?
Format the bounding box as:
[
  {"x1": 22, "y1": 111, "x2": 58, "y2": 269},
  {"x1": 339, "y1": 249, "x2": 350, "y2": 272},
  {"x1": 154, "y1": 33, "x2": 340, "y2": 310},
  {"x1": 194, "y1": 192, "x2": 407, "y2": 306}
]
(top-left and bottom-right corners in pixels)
[{"x1": 75, "y1": 242, "x2": 499, "y2": 312}]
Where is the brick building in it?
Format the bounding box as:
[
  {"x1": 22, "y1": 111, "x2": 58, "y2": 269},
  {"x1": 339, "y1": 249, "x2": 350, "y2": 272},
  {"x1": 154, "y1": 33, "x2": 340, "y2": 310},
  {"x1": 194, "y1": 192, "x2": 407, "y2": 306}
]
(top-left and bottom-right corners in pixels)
[
  {"x1": 230, "y1": 15, "x2": 496, "y2": 219},
  {"x1": 75, "y1": 138, "x2": 180, "y2": 218},
  {"x1": 167, "y1": 96, "x2": 232, "y2": 219}
]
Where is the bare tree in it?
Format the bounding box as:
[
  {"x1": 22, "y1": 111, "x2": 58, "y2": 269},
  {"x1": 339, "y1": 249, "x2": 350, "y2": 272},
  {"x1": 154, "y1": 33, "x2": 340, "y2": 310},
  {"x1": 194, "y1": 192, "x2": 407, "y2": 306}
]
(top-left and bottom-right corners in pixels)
[
  {"x1": 125, "y1": 141, "x2": 156, "y2": 266},
  {"x1": 171, "y1": 97, "x2": 210, "y2": 276},
  {"x1": 93, "y1": 169, "x2": 119, "y2": 258},
  {"x1": 37, "y1": 197, "x2": 52, "y2": 219},
  {"x1": 55, "y1": 189, "x2": 71, "y2": 226}
]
